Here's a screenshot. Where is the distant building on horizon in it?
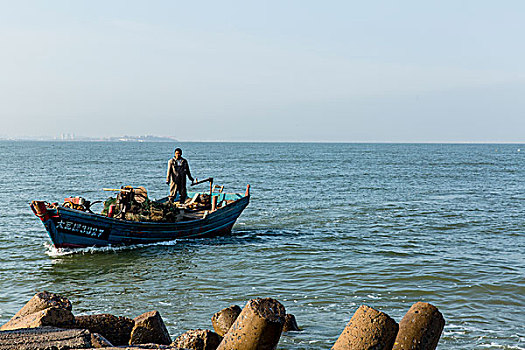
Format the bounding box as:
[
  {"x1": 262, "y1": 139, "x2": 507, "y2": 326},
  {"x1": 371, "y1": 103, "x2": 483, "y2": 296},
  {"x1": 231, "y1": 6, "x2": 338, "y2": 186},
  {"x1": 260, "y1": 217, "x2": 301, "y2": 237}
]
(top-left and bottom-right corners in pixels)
[
  {"x1": 0, "y1": 134, "x2": 178, "y2": 142},
  {"x1": 59, "y1": 133, "x2": 75, "y2": 141}
]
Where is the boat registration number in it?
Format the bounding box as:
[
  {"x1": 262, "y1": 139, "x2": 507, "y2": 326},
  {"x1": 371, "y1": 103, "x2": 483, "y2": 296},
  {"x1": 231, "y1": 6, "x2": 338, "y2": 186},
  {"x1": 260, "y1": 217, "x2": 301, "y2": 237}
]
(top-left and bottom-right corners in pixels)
[{"x1": 56, "y1": 219, "x2": 110, "y2": 240}]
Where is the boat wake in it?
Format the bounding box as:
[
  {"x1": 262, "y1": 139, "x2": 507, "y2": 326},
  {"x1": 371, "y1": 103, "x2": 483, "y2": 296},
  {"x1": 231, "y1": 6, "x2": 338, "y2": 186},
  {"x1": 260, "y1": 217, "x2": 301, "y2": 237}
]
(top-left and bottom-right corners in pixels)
[{"x1": 44, "y1": 239, "x2": 179, "y2": 257}]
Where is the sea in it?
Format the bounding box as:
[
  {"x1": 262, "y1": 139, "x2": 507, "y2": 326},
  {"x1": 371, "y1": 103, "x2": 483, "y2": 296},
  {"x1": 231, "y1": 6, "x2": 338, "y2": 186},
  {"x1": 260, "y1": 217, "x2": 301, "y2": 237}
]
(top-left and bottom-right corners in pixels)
[{"x1": 0, "y1": 141, "x2": 523, "y2": 349}]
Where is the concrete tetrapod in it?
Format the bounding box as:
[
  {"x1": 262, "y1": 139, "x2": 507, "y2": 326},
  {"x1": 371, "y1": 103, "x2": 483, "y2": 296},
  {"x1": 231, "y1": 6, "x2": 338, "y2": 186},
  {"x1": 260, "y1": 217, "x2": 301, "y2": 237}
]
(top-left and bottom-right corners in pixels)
[
  {"x1": 12, "y1": 291, "x2": 72, "y2": 319},
  {"x1": 0, "y1": 327, "x2": 95, "y2": 349},
  {"x1": 282, "y1": 314, "x2": 300, "y2": 332},
  {"x1": 74, "y1": 313, "x2": 134, "y2": 346},
  {"x1": 0, "y1": 291, "x2": 74, "y2": 331},
  {"x1": 129, "y1": 310, "x2": 172, "y2": 345},
  {"x1": 0, "y1": 306, "x2": 74, "y2": 331},
  {"x1": 96, "y1": 347, "x2": 183, "y2": 350},
  {"x1": 172, "y1": 329, "x2": 222, "y2": 350},
  {"x1": 211, "y1": 305, "x2": 242, "y2": 337},
  {"x1": 332, "y1": 305, "x2": 399, "y2": 350},
  {"x1": 392, "y1": 302, "x2": 445, "y2": 350},
  {"x1": 217, "y1": 298, "x2": 286, "y2": 350}
]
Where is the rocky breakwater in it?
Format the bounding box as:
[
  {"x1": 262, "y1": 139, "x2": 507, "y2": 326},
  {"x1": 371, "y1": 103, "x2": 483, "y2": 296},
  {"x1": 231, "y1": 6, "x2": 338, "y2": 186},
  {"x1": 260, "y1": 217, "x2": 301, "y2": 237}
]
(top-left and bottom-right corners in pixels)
[
  {"x1": 0, "y1": 291, "x2": 444, "y2": 350},
  {"x1": 0, "y1": 291, "x2": 173, "y2": 350}
]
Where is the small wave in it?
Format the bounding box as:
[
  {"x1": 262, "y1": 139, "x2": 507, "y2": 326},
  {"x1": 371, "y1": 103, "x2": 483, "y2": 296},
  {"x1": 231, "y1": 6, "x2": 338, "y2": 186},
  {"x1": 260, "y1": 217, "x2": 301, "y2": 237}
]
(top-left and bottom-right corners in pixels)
[{"x1": 44, "y1": 239, "x2": 178, "y2": 257}]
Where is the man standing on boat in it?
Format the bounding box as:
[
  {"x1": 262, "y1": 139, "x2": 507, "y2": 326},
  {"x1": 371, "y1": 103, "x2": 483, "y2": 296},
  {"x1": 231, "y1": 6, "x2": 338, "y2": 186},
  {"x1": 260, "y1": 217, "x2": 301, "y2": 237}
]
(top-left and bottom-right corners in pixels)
[{"x1": 166, "y1": 148, "x2": 194, "y2": 204}]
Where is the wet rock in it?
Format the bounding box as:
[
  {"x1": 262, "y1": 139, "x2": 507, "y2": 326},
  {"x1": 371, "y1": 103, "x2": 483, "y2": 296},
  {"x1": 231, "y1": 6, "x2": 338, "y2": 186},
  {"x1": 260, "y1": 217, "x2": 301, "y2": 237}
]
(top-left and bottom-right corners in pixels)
[
  {"x1": 12, "y1": 291, "x2": 72, "y2": 320},
  {"x1": 0, "y1": 326, "x2": 94, "y2": 350},
  {"x1": 172, "y1": 329, "x2": 222, "y2": 350},
  {"x1": 211, "y1": 305, "x2": 242, "y2": 337},
  {"x1": 217, "y1": 298, "x2": 286, "y2": 350},
  {"x1": 130, "y1": 310, "x2": 172, "y2": 345},
  {"x1": 74, "y1": 313, "x2": 134, "y2": 346},
  {"x1": 392, "y1": 302, "x2": 445, "y2": 350},
  {"x1": 332, "y1": 305, "x2": 398, "y2": 350},
  {"x1": 282, "y1": 314, "x2": 300, "y2": 332},
  {"x1": 0, "y1": 306, "x2": 74, "y2": 331}
]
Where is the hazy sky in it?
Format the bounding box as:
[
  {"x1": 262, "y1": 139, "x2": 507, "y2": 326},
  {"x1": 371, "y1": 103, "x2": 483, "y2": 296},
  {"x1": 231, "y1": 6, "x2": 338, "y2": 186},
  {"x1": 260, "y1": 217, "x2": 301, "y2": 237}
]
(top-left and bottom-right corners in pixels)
[{"x1": 1, "y1": 1, "x2": 524, "y2": 142}]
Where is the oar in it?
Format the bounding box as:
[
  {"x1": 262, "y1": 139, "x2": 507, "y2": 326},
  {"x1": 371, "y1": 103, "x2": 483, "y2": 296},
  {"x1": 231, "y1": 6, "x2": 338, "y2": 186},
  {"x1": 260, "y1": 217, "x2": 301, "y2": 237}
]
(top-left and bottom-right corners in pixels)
[
  {"x1": 190, "y1": 177, "x2": 214, "y2": 197},
  {"x1": 102, "y1": 187, "x2": 132, "y2": 192},
  {"x1": 190, "y1": 177, "x2": 213, "y2": 186}
]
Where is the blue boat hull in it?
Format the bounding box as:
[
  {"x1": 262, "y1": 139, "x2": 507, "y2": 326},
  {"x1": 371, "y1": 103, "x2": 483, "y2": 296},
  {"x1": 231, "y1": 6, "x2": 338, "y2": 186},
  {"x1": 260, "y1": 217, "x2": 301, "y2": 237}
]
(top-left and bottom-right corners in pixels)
[{"x1": 32, "y1": 195, "x2": 249, "y2": 248}]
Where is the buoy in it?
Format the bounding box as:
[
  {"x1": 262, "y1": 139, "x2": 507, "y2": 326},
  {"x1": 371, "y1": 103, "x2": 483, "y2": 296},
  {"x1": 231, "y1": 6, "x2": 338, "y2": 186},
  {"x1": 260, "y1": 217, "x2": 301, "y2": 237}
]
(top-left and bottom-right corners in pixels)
[{"x1": 108, "y1": 205, "x2": 116, "y2": 218}]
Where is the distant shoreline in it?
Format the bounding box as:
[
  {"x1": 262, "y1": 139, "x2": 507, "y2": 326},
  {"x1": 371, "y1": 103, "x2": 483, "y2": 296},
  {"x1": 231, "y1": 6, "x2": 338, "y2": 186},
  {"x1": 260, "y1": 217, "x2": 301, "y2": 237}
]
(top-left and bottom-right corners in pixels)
[
  {"x1": 0, "y1": 135, "x2": 178, "y2": 143},
  {"x1": 0, "y1": 139, "x2": 522, "y2": 144}
]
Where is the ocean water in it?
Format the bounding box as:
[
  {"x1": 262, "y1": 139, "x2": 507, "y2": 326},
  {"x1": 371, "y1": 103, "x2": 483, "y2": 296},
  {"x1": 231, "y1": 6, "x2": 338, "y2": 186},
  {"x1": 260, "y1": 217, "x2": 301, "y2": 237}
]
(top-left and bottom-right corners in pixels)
[{"x1": 0, "y1": 141, "x2": 523, "y2": 349}]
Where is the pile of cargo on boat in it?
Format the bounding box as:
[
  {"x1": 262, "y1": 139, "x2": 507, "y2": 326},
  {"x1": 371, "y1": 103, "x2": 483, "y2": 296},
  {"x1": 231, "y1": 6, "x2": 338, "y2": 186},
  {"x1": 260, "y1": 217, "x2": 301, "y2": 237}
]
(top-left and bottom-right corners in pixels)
[{"x1": 97, "y1": 186, "x2": 213, "y2": 222}]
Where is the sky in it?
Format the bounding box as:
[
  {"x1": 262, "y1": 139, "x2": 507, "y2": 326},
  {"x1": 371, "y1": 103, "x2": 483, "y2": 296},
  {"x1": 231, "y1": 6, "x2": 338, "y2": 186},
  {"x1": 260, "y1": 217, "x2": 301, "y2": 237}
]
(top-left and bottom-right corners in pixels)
[{"x1": 0, "y1": 0, "x2": 524, "y2": 142}]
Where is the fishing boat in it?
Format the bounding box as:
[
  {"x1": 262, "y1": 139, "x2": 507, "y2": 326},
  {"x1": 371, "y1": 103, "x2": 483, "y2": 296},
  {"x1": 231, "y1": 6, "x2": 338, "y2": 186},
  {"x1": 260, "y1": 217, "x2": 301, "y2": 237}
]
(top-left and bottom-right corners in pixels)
[{"x1": 30, "y1": 180, "x2": 250, "y2": 248}]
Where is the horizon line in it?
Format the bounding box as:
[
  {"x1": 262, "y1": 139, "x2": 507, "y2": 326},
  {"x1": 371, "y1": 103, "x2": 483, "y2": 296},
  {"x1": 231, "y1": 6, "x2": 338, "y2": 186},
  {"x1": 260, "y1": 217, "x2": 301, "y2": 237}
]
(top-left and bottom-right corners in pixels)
[{"x1": 0, "y1": 139, "x2": 523, "y2": 144}]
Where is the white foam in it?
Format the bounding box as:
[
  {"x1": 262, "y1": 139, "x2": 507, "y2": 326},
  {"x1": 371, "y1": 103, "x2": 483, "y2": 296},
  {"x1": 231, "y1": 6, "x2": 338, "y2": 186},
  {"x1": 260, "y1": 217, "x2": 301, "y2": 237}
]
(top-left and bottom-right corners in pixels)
[{"x1": 44, "y1": 239, "x2": 178, "y2": 257}]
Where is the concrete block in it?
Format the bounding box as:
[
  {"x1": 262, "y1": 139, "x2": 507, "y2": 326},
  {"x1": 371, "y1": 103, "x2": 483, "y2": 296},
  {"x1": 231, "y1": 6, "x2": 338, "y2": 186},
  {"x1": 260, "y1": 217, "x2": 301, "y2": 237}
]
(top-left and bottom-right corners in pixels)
[
  {"x1": 172, "y1": 329, "x2": 222, "y2": 350},
  {"x1": 211, "y1": 305, "x2": 241, "y2": 337},
  {"x1": 217, "y1": 298, "x2": 286, "y2": 350},
  {"x1": 282, "y1": 314, "x2": 300, "y2": 332},
  {"x1": 13, "y1": 291, "x2": 72, "y2": 319},
  {"x1": 0, "y1": 326, "x2": 93, "y2": 350},
  {"x1": 74, "y1": 313, "x2": 134, "y2": 346},
  {"x1": 0, "y1": 307, "x2": 74, "y2": 331},
  {"x1": 130, "y1": 310, "x2": 171, "y2": 345},
  {"x1": 332, "y1": 305, "x2": 398, "y2": 350},
  {"x1": 392, "y1": 302, "x2": 445, "y2": 350}
]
